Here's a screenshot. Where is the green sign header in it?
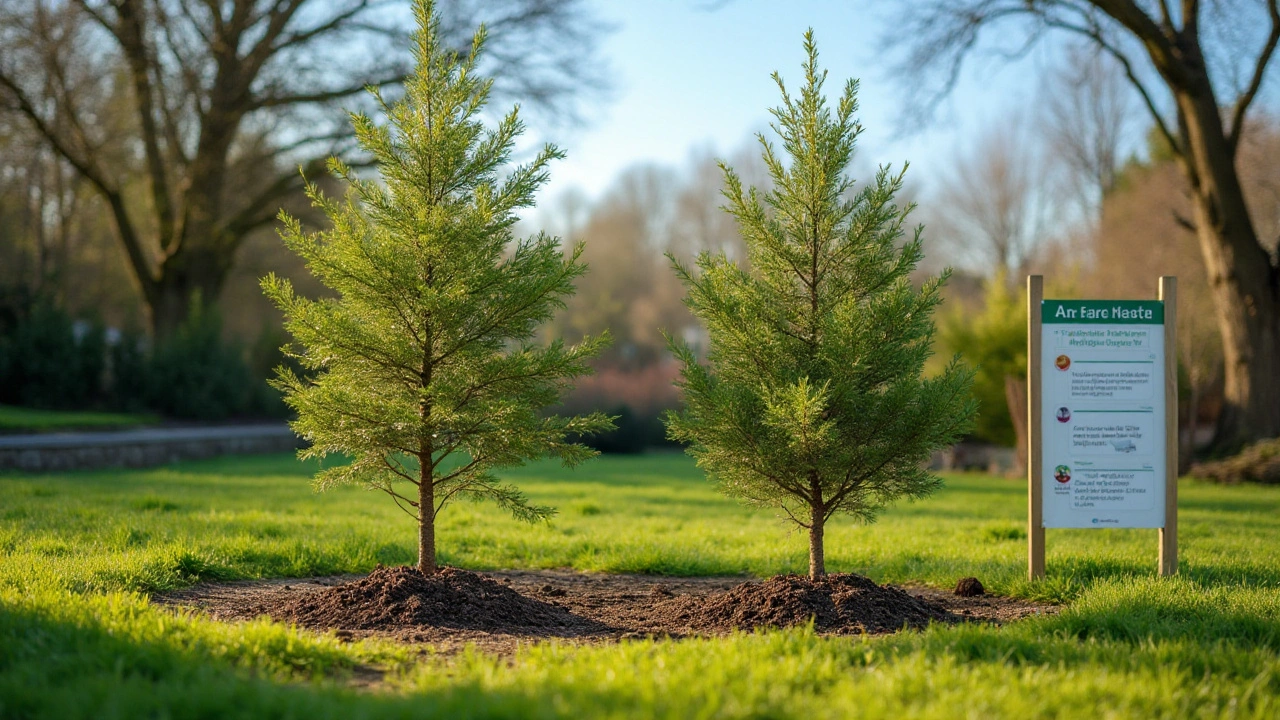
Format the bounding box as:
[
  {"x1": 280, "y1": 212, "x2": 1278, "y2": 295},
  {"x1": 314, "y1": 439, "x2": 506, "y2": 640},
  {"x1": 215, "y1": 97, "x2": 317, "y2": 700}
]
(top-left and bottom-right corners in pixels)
[{"x1": 1041, "y1": 300, "x2": 1164, "y2": 325}]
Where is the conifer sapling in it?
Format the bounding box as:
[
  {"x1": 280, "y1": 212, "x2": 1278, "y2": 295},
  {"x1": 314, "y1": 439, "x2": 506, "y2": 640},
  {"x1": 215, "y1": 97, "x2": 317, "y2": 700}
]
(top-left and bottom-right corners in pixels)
[
  {"x1": 666, "y1": 32, "x2": 977, "y2": 580},
  {"x1": 263, "y1": 0, "x2": 612, "y2": 575}
]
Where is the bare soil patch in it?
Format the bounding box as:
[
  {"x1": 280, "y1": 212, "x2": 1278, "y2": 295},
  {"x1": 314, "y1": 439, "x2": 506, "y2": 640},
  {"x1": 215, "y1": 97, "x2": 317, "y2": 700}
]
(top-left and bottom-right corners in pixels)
[
  {"x1": 265, "y1": 566, "x2": 607, "y2": 635},
  {"x1": 663, "y1": 573, "x2": 952, "y2": 634},
  {"x1": 156, "y1": 568, "x2": 1057, "y2": 655}
]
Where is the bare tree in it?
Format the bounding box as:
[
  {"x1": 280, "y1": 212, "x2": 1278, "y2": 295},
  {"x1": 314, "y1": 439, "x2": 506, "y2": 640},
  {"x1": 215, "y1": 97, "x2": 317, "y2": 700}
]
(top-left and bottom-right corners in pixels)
[
  {"x1": 0, "y1": 110, "x2": 140, "y2": 320},
  {"x1": 1043, "y1": 44, "x2": 1135, "y2": 211},
  {"x1": 668, "y1": 150, "x2": 748, "y2": 262},
  {"x1": 549, "y1": 164, "x2": 691, "y2": 368},
  {"x1": 933, "y1": 121, "x2": 1047, "y2": 277},
  {"x1": 0, "y1": 0, "x2": 607, "y2": 338},
  {"x1": 895, "y1": 0, "x2": 1280, "y2": 446}
]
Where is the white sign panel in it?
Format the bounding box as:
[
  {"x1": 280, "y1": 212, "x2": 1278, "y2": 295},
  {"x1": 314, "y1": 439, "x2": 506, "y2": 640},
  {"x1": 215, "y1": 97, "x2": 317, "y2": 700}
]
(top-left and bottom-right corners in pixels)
[{"x1": 1041, "y1": 300, "x2": 1166, "y2": 529}]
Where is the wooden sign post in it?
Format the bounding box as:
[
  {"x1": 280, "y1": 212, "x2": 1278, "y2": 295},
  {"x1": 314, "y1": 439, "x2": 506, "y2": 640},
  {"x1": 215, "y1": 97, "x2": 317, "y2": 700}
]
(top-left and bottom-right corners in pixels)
[
  {"x1": 1028, "y1": 276, "x2": 1045, "y2": 579},
  {"x1": 1026, "y1": 276, "x2": 1178, "y2": 580},
  {"x1": 1158, "y1": 277, "x2": 1178, "y2": 576}
]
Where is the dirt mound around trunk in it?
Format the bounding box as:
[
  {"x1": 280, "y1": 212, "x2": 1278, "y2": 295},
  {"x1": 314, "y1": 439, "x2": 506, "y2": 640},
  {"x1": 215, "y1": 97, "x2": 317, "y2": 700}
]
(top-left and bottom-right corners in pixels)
[
  {"x1": 668, "y1": 573, "x2": 956, "y2": 634},
  {"x1": 258, "y1": 565, "x2": 603, "y2": 634}
]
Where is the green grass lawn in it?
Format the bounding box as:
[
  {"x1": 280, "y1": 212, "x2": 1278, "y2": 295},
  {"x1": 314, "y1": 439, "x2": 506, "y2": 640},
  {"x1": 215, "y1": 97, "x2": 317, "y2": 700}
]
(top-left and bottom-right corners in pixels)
[
  {"x1": 2, "y1": 452, "x2": 1278, "y2": 718},
  {"x1": 0, "y1": 404, "x2": 158, "y2": 434}
]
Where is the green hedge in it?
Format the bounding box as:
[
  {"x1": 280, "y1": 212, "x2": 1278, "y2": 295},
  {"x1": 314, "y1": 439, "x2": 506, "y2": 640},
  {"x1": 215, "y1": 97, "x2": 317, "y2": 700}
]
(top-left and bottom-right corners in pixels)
[{"x1": 0, "y1": 290, "x2": 288, "y2": 421}]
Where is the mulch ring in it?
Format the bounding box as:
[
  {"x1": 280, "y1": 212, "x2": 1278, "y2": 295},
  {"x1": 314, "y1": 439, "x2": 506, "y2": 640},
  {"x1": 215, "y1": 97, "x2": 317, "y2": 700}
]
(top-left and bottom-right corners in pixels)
[{"x1": 156, "y1": 567, "x2": 1058, "y2": 655}]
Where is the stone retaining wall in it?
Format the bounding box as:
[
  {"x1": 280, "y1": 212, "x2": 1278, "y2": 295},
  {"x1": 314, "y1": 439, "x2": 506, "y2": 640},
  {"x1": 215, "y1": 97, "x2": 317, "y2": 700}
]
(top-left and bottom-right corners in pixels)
[{"x1": 0, "y1": 425, "x2": 304, "y2": 472}]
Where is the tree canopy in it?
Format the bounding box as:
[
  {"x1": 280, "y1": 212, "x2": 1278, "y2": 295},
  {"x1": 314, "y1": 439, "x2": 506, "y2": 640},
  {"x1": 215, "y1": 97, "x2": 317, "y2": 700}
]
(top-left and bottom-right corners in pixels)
[
  {"x1": 666, "y1": 33, "x2": 977, "y2": 579},
  {"x1": 264, "y1": 0, "x2": 611, "y2": 574}
]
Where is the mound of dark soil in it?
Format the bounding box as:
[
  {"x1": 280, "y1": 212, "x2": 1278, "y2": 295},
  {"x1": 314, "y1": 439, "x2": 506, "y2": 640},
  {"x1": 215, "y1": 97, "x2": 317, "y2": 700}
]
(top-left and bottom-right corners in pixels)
[
  {"x1": 666, "y1": 573, "x2": 955, "y2": 634},
  {"x1": 259, "y1": 565, "x2": 604, "y2": 633},
  {"x1": 954, "y1": 576, "x2": 986, "y2": 597}
]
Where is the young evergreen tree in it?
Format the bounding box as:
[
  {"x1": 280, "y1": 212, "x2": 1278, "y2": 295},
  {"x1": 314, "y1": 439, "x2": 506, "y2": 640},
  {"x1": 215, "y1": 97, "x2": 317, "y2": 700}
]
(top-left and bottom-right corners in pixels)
[
  {"x1": 666, "y1": 33, "x2": 977, "y2": 580},
  {"x1": 263, "y1": 0, "x2": 612, "y2": 576}
]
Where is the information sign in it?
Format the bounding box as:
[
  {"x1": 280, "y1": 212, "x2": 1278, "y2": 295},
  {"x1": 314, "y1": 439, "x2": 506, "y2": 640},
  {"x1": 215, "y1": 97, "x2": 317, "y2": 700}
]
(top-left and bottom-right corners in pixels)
[{"x1": 1039, "y1": 300, "x2": 1166, "y2": 529}]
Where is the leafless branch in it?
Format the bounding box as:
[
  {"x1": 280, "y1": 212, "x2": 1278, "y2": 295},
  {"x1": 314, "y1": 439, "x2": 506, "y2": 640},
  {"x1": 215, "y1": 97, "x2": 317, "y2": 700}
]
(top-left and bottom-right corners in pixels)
[{"x1": 1228, "y1": 0, "x2": 1280, "y2": 151}]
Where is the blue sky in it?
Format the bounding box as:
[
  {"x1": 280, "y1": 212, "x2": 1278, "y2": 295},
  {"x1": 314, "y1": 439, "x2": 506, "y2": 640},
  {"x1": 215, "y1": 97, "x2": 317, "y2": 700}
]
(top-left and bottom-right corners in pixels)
[{"x1": 534, "y1": 0, "x2": 1064, "y2": 207}]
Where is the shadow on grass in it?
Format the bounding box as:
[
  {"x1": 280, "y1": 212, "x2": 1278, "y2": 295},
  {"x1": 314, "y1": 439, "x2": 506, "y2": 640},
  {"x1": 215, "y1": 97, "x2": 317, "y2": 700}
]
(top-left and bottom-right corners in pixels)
[
  {"x1": 4, "y1": 589, "x2": 1277, "y2": 720},
  {"x1": 0, "y1": 593, "x2": 613, "y2": 719},
  {"x1": 0, "y1": 593, "x2": 684, "y2": 720},
  {"x1": 0, "y1": 596, "x2": 372, "y2": 719}
]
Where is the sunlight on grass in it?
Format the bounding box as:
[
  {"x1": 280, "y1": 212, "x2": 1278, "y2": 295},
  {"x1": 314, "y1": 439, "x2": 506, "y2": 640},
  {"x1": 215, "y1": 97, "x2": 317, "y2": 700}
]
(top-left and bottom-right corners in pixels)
[
  {"x1": 1, "y1": 452, "x2": 1278, "y2": 717},
  {"x1": 2, "y1": 453, "x2": 1277, "y2": 601}
]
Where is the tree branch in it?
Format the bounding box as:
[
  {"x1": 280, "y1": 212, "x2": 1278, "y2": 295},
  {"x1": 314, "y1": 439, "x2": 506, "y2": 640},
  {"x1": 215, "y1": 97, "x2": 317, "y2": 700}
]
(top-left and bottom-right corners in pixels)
[
  {"x1": 381, "y1": 486, "x2": 421, "y2": 521},
  {"x1": 779, "y1": 503, "x2": 810, "y2": 529},
  {"x1": 1227, "y1": 0, "x2": 1280, "y2": 152},
  {"x1": 0, "y1": 67, "x2": 158, "y2": 295},
  {"x1": 116, "y1": 0, "x2": 178, "y2": 248},
  {"x1": 241, "y1": 0, "x2": 307, "y2": 79},
  {"x1": 68, "y1": 0, "x2": 113, "y2": 33},
  {"x1": 380, "y1": 455, "x2": 419, "y2": 485},
  {"x1": 248, "y1": 72, "x2": 405, "y2": 110},
  {"x1": 219, "y1": 156, "x2": 325, "y2": 238},
  {"x1": 1089, "y1": 0, "x2": 1177, "y2": 61},
  {"x1": 1041, "y1": 15, "x2": 1183, "y2": 158},
  {"x1": 269, "y1": 0, "x2": 372, "y2": 52},
  {"x1": 1181, "y1": 0, "x2": 1198, "y2": 35}
]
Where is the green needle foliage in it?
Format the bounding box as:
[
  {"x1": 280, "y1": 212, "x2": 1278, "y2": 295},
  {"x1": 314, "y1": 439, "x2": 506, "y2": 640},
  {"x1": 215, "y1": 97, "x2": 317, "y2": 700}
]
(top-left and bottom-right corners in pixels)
[
  {"x1": 262, "y1": 0, "x2": 612, "y2": 575},
  {"x1": 666, "y1": 32, "x2": 978, "y2": 580}
]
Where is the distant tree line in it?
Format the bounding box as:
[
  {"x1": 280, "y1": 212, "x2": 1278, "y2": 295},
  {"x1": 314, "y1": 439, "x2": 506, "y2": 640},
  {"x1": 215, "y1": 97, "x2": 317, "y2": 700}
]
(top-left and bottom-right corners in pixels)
[
  {"x1": 0, "y1": 0, "x2": 606, "y2": 422},
  {"x1": 4, "y1": 0, "x2": 1277, "y2": 455},
  {"x1": 0, "y1": 0, "x2": 605, "y2": 337}
]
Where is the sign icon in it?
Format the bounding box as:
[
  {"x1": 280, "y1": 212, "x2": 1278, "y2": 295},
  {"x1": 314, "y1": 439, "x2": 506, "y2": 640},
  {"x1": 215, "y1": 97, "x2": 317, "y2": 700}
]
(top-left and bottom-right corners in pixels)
[
  {"x1": 1056, "y1": 407, "x2": 1071, "y2": 423},
  {"x1": 1055, "y1": 354, "x2": 1071, "y2": 371},
  {"x1": 1054, "y1": 465, "x2": 1071, "y2": 483},
  {"x1": 1110, "y1": 438, "x2": 1137, "y2": 453}
]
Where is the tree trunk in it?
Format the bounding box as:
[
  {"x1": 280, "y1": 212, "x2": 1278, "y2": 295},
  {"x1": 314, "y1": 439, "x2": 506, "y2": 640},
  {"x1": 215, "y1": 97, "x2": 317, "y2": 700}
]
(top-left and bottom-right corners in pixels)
[
  {"x1": 1192, "y1": 192, "x2": 1280, "y2": 446},
  {"x1": 1004, "y1": 375, "x2": 1028, "y2": 477},
  {"x1": 147, "y1": 246, "x2": 233, "y2": 339},
  {"x1": 1174, "y1": 82, "x2": 1280, "y2": 447},
  {"x1": 418, "y1": 461, "x2": 436, "y2": 575},
  {"x1": 1180, "y1": 382, "x2": 1198, "y2": 474},
  {"x1": 1207, "y1": 284, "x2": 1280, "y2": 448},
  {"x1": 808, "y1": 516, "x2": 825, "y2": 580}
]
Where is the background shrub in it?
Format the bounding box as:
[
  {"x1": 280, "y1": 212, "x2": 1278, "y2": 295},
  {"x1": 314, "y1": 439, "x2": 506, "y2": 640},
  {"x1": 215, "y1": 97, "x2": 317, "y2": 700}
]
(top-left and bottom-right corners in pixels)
[
  {"x1": 0, "y1": 294, "x2": 106, "y2": 409},
  {"x1": 0, "y1": 285, "x2": 290, "y2": 422},
  {"x1": 143, "y1": 303, "x2": 253, "y2": 420}
]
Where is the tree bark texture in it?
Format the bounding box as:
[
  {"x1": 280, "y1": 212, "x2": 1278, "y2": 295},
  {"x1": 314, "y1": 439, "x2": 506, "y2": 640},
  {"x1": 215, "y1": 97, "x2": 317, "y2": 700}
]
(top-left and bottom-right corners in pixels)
[
  {"x1": 807, "y1": 470, "x2": 827, "y2": 579},
  {"x1": 808, "y1": 520, "x2": 825, "y2": 581},
  {"x1": 1173, "y1": 71, "x2": 1280, "y2": 446},
  {"x1": 418, "y1": 460, "x2": 437, "y2": 575},
  {"x1": 1004, "y1": 375, "x2": 1029, "y2": 477},
  {"x1": 147, "y1": 243, "x2": 236, "y2": 338}
]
